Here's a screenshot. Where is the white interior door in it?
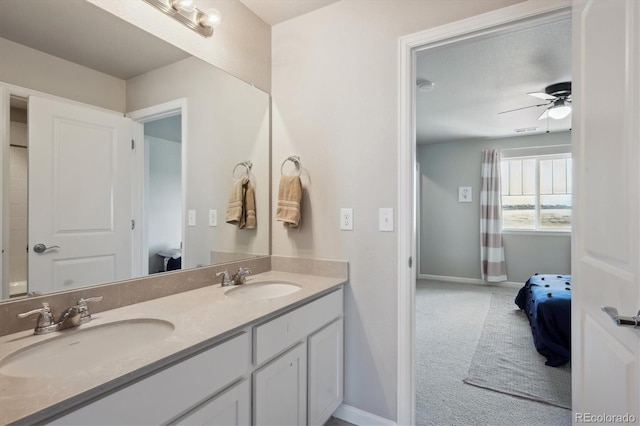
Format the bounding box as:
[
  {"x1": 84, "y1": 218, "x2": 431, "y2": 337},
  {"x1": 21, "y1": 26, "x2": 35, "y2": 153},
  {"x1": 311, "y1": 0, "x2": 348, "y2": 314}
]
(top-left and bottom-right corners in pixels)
[
  {"x1": 28, "y1": 96, "x2": 133, "y2": 294},
  {"x1": 572, "y1": 0, "x2": 640, "y2": 420}
]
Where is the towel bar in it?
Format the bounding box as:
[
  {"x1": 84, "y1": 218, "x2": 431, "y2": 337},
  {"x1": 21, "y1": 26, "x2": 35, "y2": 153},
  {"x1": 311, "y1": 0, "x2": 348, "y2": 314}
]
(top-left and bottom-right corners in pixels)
[
  {"x1": 280, "y1": 156, "x2": 301, "y2": 176},
  {"x1": 233, "y1": 161, "x2": 252, "y2": 179}
]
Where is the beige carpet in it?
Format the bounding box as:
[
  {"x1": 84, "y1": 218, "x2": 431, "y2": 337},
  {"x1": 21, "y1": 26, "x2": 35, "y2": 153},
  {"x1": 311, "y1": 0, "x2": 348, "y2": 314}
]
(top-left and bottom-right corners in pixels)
[{"x1": 463, "y1": 293, "x2": 572, "y2": 409}]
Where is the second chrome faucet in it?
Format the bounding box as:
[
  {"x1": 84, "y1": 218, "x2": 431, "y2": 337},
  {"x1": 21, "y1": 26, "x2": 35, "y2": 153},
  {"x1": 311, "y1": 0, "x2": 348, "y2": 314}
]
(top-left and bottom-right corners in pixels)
[
  {"x1": 17, "y1": 296, "x2": 103, "y2": 335},
  {"x1": 217, "y1": 267, "x2": 252, "y2": 287}
]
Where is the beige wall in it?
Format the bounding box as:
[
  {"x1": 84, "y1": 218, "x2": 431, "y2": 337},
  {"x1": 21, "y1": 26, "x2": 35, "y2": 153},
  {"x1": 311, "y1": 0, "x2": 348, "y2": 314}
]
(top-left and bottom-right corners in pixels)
[
  {"x1": 127, "y1": 56, "x2": 270, "y2": 269},
  {"x1": 88, "y1": 0, "x2": 271, "y2": 93},
  {"x1": 0, "y1": 38, "x2": 126, "y2": 111},
  {"x1": 271, "y1": 0, "x2": 523, "y2": 421}
]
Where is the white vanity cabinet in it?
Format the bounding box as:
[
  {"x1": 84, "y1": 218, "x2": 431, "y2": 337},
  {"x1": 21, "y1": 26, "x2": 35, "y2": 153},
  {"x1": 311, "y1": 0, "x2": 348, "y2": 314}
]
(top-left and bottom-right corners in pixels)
[
  {"x1": 173, "y1": 378, "x2": 250, "y2": 425},
  {"x1": 49, "y1": 332, "x2": 251, "y2": 426},
  {"x1": 253, "y1": 287, "x2": 344, "y2": 426},
  {"x1": 254, "y1": 342, "x2": 308, "y2": 425},
  {"x1": 43, "y1": 286, "x2": 344, "y2": 426},
  {"x1": 308, "y1": 318, "x2": 344, "y2": 426}
]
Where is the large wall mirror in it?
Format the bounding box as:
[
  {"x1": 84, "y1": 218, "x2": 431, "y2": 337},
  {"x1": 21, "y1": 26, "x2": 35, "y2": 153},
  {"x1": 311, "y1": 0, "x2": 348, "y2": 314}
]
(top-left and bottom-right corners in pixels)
[{"x1": 0, "y1": 0, "x2": 270, "y2": 301}]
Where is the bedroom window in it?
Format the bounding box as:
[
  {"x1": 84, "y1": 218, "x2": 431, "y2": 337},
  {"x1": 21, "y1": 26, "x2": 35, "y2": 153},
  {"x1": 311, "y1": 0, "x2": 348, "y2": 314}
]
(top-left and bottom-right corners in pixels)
[{"x1": 500, "y1": 153, "x2": 572, "y2": 232}]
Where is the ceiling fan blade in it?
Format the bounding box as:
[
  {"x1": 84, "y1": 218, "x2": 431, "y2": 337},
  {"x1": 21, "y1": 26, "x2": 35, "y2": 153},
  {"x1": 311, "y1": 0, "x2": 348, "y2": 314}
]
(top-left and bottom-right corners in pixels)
[
  {"x1": 498, "y1": 102, "x2": 550, "y2": 115},
  {"x1": 528, "y1": 91, "x2": 557, "y2": 101},
  {"x1": 538, "y1": 108, "x2": 550, "y2": 120}
]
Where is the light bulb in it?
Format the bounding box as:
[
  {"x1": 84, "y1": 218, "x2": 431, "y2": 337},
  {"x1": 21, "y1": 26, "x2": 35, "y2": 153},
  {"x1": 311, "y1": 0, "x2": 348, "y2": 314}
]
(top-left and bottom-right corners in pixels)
[
  {"x1": 548, "y1": 100, "x2": 571, "y2": 119},
  {"x1": 171, "y1": 0, "x2": 195, "y2": 13},
  {"x1": 199, "y1": 8, "x2": 222, "y2": 28}
]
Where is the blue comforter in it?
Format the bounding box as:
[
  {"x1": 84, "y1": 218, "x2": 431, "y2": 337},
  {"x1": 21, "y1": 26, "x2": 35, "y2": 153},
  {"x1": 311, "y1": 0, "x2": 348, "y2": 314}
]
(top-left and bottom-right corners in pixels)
[{"x1": 515, "y1": 274, "x2": 571, "y2": 367}]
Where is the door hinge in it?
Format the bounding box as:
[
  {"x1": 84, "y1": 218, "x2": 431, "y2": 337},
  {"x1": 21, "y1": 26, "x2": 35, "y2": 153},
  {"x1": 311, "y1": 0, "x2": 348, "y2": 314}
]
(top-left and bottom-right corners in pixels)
[
  {"x1": 131, "y1": 139, "x2": 135, "y2": 150},
  {"x1": 131, "y1": 219, "x2": 135, "y2": 230},
  {"x1": 408, "y1": 257, "x2": 413, "y2": 268}
]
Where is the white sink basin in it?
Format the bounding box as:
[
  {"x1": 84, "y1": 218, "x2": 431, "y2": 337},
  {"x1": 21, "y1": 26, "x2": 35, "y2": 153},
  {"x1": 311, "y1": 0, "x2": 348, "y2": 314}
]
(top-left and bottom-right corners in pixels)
[
  {"x1": 0, "y1": 318, "x2": 174, "y2": 378},
  {"x1": 225, "y1": 281, "x2": 301, "y2": 301}
]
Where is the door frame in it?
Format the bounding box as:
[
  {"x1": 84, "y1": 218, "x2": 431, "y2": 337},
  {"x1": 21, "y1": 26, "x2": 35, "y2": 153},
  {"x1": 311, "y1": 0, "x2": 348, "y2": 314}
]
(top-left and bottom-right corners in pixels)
[
  {"x1": 127, "y1": 99, "x2": 187, "y2": 276},
  {"x1": 396, "y1": 1, "x2": 572, "y2": 424}
]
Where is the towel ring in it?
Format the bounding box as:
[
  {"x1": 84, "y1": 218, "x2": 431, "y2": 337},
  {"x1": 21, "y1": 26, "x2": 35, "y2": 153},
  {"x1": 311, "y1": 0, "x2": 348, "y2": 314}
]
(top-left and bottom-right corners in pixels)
[
  {"x1": 280, "y1": 156, "x2": 301, "y2": 176},
  {"x1": 233, "y1": 161, "x2": 252, "y2": 179}
]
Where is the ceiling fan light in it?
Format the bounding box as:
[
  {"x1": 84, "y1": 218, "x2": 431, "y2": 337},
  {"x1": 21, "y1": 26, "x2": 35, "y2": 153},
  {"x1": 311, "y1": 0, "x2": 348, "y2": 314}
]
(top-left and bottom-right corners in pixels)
[{"x1": 548, "y1": 101, "x2": 572, "y2": 119}]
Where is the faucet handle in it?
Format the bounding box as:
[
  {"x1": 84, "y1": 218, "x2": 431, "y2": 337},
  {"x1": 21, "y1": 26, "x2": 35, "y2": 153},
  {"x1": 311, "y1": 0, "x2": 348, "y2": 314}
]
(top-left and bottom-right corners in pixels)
[
  {"x1": 75, "y1": 296, "x2": 103, "y2": 323},
  {"x1": 216, "y1": 270, "x2": 233, "y2": 286},
  {"x1": 17, "y1": 302, "x2": 52, "y2": 319},
  {"x1": 17, "y1": 302, "x2": 57, "y2": 334},
  {"x1": 78, "y1": 296, "x2": 103, "y2": 306}
]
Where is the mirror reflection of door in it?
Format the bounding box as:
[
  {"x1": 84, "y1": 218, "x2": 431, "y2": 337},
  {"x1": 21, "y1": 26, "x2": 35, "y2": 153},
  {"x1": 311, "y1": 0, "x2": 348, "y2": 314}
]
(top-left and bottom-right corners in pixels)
[
  {"x1": 27, "y1": 96, "x2": 133, "y2": 295},
  {"x1": 144, "y1": 115, "x2": 182, "y2": 275}
]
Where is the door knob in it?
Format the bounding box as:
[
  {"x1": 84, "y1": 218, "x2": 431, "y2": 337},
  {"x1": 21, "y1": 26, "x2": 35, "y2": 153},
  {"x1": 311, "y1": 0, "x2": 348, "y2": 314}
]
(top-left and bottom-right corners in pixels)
[
  {"x1": 33, "y1": 243, "x2": 60, "y2": 254},
  {"x1": 601, "y1": 306, "x2": 640, "y2": 328}
]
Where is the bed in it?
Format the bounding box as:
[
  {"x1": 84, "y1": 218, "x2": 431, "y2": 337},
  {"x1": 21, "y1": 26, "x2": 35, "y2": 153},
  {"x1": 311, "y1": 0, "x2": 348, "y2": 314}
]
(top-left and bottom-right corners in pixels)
[{"x1": 515, "y1": 274, "x2": 571, "y2": 367}]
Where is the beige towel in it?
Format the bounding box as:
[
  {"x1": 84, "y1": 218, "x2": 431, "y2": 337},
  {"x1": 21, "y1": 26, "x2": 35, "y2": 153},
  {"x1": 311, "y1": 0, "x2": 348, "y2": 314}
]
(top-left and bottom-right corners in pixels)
[
  {"x1": 276, "y1": 175, "x2": 302, "y2": 228},
  {"x1": 226, "y1": 177, "x2": 257, "y2": 229}
]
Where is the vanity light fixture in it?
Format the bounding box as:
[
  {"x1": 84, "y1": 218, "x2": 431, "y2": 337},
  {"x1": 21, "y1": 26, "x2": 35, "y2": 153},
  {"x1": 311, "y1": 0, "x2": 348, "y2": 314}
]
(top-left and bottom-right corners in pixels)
[{"x1": 142, "y1": 0, "x2": 221, "y2": 38}]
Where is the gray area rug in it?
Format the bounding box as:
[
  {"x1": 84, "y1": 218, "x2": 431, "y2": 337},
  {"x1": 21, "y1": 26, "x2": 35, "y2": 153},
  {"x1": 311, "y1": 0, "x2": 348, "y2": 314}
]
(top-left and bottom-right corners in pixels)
[{"x1": 463, "y1": 293, "x2": 572, "y2": 409}]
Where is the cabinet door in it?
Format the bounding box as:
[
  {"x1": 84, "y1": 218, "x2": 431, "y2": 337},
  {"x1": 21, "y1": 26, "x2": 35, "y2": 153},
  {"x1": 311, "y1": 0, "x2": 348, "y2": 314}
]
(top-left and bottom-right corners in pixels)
[
  {"x1": 175, "y1": 379, "x2": 250, "y2": 426},
  {"x1": 253, "y1": 342, "x2": 307, "y2": 426},
  {"x1": 308, "y1": 318, "x2": 343, "y2": 426}
]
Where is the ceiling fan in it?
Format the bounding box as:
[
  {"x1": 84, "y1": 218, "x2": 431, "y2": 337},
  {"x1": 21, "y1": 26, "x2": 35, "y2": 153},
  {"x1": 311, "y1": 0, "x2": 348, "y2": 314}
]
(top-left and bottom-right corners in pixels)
[{"x1": 499, "y1": 82, "x2": 572, "y2": 120}]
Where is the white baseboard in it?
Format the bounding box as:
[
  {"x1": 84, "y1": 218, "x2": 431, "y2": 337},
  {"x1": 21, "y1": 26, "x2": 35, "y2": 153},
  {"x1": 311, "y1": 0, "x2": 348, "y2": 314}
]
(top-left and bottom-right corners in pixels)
[
  {"x1": 333, "y1": 404, "x2": 396, "y2": 426},
  {"x1": 418, "y1": 273, "x2": 522, "y2": 289}
]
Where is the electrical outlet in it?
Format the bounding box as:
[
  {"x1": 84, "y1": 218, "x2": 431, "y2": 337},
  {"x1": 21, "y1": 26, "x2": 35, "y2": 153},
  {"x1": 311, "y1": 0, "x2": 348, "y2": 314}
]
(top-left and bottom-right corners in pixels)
[
  {"x1": 188, "y1": 210, "x2": 196, "y2": 226},
  {"x1": 340, "y1": 208, "x2": 353, "y2": 231},
  {"x1": 379, "y1": 208, "x2": 393, "y2": 232},
  {"x1": 209, "y1": 209, "x2": 218, "y2": 227}
]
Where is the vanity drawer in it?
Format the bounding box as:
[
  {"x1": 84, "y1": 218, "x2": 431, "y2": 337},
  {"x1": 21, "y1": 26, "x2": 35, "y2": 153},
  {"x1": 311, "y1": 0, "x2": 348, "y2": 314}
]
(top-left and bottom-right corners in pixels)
[
  {"x1": 50, "y1": 331, "x2": 251, "y2": 425},
  {"x1": 254, "y1": 287, "x2": 343, "y2": 365}
]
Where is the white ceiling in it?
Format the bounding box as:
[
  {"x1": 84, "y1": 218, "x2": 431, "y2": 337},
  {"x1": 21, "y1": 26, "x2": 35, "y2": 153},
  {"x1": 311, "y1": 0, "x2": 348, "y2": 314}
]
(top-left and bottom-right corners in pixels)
[
  {"x1": 238, "y1": 0, "x2": 340, "y2": 26},
  {"x1": 0, "y1": 0, "x2": 190, "y2": 80},
  {"x1": 2, "y1": 1, "x2": 571, "y2": 146},
  {"x1": 416, "y1": 16, "x2": 572, "y2": 144}
]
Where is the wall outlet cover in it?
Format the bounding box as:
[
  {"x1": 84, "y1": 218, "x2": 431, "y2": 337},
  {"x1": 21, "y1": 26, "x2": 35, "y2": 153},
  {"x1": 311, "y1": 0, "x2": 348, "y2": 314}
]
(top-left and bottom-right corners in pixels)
[{"x1": 340, "y1": 208, "x2": 353, "y2": 231}]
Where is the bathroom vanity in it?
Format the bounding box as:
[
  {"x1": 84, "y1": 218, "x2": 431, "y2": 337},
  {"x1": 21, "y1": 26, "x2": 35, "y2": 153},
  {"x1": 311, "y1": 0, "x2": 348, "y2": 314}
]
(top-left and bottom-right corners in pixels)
[{"x1": 0, "y1": 271, "x2": 345, "y2": 425}]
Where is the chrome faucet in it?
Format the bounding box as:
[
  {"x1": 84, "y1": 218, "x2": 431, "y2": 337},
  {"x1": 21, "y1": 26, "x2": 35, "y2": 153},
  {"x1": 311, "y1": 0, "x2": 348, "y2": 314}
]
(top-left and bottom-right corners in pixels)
[
  {"x1": 232, "y1": 267, "x2": 252, "y2": 285},
  {"x1": 17, "y1": 296, "x2": 103, "y2": 335},
  {"x1": 217, "y1": 267, "x2": 252, "y2": 286}
]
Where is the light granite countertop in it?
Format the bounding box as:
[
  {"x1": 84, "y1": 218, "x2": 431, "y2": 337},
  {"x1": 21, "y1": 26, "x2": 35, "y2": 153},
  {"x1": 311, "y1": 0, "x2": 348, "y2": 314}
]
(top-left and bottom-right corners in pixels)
[{"x1": 0, "y1": 271, "x2": 345, "y2": 425}]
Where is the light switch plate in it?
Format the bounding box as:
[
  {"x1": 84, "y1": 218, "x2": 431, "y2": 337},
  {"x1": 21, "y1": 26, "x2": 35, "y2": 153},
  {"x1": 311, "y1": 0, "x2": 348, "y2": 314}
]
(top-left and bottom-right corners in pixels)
[
  {"x1": 188, "y1": 210, "x2": 196, "y2": 226},
  {"x1": 209, "y1": 209, "x2": 218, "y2": 227},
  {"x1": 340, "y1": 208, "x2": 353, "y2": 231},
  {"x1": 379, "y1": 208, "x2": 393, "y2": 232}
]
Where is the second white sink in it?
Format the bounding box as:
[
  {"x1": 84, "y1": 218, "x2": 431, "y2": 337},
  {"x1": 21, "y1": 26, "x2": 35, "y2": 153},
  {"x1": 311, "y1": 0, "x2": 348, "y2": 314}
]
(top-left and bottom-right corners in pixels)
[
  {"x1": 0, "y1": 318, "x2": 174, "y2": 378},
  {"x1": 225, "y1": 281, "x2": 301, "y2": 301}
]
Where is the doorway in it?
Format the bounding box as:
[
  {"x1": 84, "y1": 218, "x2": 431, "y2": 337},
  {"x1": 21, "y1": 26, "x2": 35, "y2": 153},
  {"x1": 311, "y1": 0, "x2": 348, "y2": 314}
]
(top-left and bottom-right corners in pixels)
[
  {"x1": 396, "y1": 3, "x2": 573, "y2": 424},
  {"x1": 144, "y1": 114, "x2": 183, "y2": 275},
  {"x1": 128, "y1": 98, "x2": 187, "y2": 277}
]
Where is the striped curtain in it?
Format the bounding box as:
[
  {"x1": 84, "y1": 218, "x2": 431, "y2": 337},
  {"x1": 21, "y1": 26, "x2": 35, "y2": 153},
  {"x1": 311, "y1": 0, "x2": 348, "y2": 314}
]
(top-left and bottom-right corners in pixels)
[{"x1": 480, "y1": 149, "x2": 507, "y2": 282}]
